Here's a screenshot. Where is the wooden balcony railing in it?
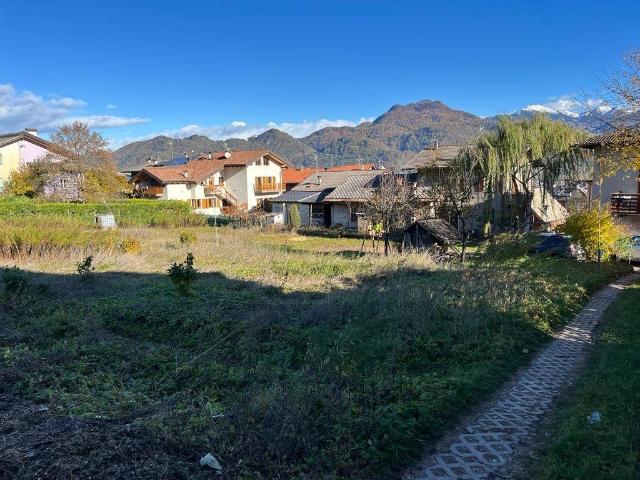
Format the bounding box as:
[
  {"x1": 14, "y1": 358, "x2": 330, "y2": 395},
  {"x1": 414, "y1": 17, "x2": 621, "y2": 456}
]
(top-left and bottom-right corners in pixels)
[
  {"x1": 254, "y1": 182, "x2": 282, "y2": 193},
  {"x1": 611, "y1": 193, "x2": 640, "y2": 215}
]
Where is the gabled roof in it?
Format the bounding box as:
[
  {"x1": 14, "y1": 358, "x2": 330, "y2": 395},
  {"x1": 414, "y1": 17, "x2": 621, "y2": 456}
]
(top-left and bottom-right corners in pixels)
[
  {"x1": 132, "y1": 159, "x2": 226, "y2": 184},
  {"x1": 130, "y1": 149, "x2": 293, "y2": 185},
  {"x1": 0, "y1": 130, "x2": 60, "y2": 152},
  {"x1": 193, "y1": 149, "x2": 293, "y2": 168},
  {"x1": 402, "y1": 145, "x2": 468, "y2": 170}
]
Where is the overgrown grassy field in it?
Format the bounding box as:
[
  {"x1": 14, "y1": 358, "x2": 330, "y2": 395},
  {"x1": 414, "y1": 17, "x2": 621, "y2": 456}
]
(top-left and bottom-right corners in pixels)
[
  {"x1": 0, "y1": 225, "x2": 632, "y2": 479},
  {"x1": 526, "y1": 283, "x2": 640, "y2": 480}
]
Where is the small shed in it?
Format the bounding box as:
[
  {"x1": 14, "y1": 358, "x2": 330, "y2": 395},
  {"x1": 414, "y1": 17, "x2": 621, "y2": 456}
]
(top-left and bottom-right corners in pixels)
[{"x1": 402, "y1": 218, "x2": 461, "y2": 253}]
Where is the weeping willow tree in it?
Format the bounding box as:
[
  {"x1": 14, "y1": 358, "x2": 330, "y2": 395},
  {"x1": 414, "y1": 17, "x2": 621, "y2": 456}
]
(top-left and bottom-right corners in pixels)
[{"x1": 471, "y1": 114, "x2": 589, "y2": 230}]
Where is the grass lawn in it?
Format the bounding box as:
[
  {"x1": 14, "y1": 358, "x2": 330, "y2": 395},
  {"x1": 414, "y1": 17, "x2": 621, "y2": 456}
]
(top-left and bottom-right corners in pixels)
[
  {"x1": 526, "y1": 283, "x2": 640, "y2": 480},
  {"x1": 0, "y1": 226, "x2": 633, "y2": 479}
]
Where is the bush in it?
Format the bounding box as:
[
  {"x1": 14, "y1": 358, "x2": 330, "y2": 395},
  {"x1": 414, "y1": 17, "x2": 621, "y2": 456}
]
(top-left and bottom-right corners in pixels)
[
  {"x1": 2, "y1": 266, "x2": 28, "y2": 300},
  {"x1": 179, "y1": 231, "x2": 198, "y2": 246},
  {"x1": 120, "y1": 237, "x2": 142, "y2": 254},
  {"x1": 558, "y1": 207, "x2": 628, "y2": 261},
  {"x1": 168, "y1": 253, "x2": 197, "y2": 296},
  {"x1": 287, "y1": 204, "x2": 301, "y2": 230}
]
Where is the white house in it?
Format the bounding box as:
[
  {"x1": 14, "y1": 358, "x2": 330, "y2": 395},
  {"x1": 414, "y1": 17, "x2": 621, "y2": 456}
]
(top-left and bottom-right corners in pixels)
[
  {"x1": 130, "y1": 149, "x2": 292, "y2": 215},
  {"x1": 581, "y1": 131, "x2": 640, "y2": 234}
]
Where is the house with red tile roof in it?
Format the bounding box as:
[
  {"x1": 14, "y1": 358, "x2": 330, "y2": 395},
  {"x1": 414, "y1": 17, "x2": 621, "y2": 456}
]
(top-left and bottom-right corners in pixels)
[{"x1": 130, "y1": 149, "x2": 291, "y2": 215}]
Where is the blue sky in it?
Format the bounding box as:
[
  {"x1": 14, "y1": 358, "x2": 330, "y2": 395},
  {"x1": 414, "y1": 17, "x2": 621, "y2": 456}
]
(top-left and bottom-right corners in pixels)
[{"x1": 1, "y1": 0, "x2": 638, "y2": 148}]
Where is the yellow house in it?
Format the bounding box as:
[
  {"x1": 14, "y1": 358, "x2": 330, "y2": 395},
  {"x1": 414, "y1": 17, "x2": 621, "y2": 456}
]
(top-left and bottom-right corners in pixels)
[{"x1": 0, "y1": 129, "x2": 66, "y2": 191}]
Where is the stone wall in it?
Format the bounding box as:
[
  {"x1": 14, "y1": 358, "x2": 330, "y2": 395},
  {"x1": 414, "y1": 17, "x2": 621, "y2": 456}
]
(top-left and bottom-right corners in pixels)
[{"x1": 43, "y1": 173, "x2": 83, "y2": 202}]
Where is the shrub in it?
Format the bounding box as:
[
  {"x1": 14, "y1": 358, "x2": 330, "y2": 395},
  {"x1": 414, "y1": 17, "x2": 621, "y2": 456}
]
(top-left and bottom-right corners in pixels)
[
  {"x1": 558, "y1": 207, "x2": 628, "y2": 261},
  {"x1": 287, "y1": 204, "x2": 301, "y2": 230},
  {"x1": 120, "y1": 237, "x2": 142, "y2": 254},
  {"x1": 76, "y1": 255, "x2": 95, "y2": 277},
  {"x1": 168, "y1": 253, "x2": 197, "y2": 296},
  {"x1": 179, "y1": 231, "x2": 198, "y2": 246},
  {"x1": 0, "y1": 197, "x2": 207, "y2": 228},
  {"x1": 2, "y1": 266, "x2": 28, "y2": 300}
]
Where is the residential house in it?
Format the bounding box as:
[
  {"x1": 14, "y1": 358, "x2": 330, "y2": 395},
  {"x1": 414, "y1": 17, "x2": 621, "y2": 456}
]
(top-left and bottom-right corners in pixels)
[
  {"x1": 0, "y1": 129, "x2": 66, "y2": 191},
  {"x1": 581, "y1": 130, "x2": 640, "y2": 234},
  {"x1": 282, "y1": 163, "x2": 381, "y2": 191},
  {"x1": 402, "y1": 144, "x2": 568, "y2": 233},
  {"x1": 273, "y1": 170, "x2": 381, "y2": 230},
  {"x1": 130, "y1": 149, "x2": 292, "y2": 215}
]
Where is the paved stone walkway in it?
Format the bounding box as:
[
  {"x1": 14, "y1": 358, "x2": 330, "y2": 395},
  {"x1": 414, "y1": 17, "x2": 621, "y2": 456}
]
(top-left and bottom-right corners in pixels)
[{"x1": 408, "y1": 273, "x2": 638, "y2": 480}]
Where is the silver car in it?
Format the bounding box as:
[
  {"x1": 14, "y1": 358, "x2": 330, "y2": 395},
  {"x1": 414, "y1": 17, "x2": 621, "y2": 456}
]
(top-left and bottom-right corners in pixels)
[{"x1": 630, "y1": 235, "x2": 640, "y2": 263}]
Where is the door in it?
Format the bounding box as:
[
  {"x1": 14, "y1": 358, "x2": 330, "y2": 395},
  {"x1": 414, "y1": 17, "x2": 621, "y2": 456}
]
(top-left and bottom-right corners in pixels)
[{"x1": 324, "y1": 204, "x2": 332, "y2": 227}]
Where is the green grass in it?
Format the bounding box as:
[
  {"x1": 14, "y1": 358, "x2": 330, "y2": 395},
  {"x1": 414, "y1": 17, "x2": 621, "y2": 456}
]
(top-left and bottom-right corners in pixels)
[
  {"x1": 0, "y1": 228, "x2": 633, "y2": 479},
  {"x1": 527, "y1": 283, "x2": 640, "y2": 480}
]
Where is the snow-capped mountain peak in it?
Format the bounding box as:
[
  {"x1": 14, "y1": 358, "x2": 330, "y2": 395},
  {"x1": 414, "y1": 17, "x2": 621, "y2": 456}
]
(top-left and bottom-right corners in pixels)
[{"x1": 520, "y1": 104, "x2": 580, "y2": 118}]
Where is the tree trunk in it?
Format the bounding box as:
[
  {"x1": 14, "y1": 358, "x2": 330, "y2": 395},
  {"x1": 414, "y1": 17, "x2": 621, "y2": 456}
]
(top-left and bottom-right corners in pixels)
[{"x1": 384, "y1": 232, "x2": 390, "y2": 256}]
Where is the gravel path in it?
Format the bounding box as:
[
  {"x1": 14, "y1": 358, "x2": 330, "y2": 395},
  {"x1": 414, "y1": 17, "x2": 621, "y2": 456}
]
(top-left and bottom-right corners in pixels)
[{"x1": 407, "y1": 272, "x2": 639, "y2": 480}]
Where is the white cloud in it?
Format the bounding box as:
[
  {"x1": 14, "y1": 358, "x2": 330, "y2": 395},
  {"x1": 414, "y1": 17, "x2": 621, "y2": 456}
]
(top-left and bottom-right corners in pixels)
[
  {"x1": 106, "y1": 104, "x2": 117, "y2": 109},
  {"x1": 0, "y1": 83, "x2": 146, "y2": 132},
  {"x1": 45, "y1": 115, "x2": 148, "y2": 129},
  {"x1": 107, "y1": 117, "x2": 372, "y2": 150}
]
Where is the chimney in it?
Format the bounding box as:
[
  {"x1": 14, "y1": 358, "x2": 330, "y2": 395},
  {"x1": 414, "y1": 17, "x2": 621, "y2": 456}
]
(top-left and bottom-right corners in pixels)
[
  {"x1": 435, "y1": 140, "x2": 439, "y2": 149},
  {"x1": 25, "y1": 128, "x2": 38, "y2": 137},
  {"x1": 182, "y1": 170, "x2": 190, "y2": 179},
  {"x1": 208, "y1": 152, "x2": 213, "y2": 159},
  {"x1": 224, "y1": 150, "x2": 231, "y2": 159},
  {"x1": 316, "y1": 174, "x2": 322, "y2": 185}
]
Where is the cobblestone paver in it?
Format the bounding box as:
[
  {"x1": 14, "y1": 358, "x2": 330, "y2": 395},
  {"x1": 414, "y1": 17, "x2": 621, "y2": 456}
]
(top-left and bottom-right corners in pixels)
[{"x1": 408, "y1": 273, "x2": 638, "y2": 480}]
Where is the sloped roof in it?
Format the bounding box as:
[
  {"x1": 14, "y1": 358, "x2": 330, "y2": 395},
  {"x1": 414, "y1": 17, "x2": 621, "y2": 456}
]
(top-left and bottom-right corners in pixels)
[
  {"x1": 328, "y1": 163, "x2": 378, "y2": 172},
  {"x1": 323, "y1": 174, "x2": 381, "y2": 202},
  {"x1": 132, "y1": 159, "x2": 226, "y2": 184},
  {"x1": 402, "y1": 145, "x2": 468, "y2": 170},
  {"x1": 193, "y1": 149, "x2": 293, "y2": 168},
  {"x1": 292, "y1": 170, "x2": 379, "y2": 193},
  {"x1": 405, "y1": 218, "x2": 461, "y2": 244},
  {"x1": 580, "y1": 128, "x2": 640, "y2": 148},
  {"x1": 283, "y1": 167, "x2": 323, "y2": 185},
  {"x1": 0, "y1": 130, "x2": 62, "y2": 152}
]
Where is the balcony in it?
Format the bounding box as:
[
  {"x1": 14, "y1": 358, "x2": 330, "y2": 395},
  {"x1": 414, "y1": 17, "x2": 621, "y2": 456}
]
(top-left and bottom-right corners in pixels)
[
  {"x1": 254, "y1": 182, "x2": 282, "y2": 193},
  {"x1": 610, "y1": 193, "x2": 640, "y2": 215}
]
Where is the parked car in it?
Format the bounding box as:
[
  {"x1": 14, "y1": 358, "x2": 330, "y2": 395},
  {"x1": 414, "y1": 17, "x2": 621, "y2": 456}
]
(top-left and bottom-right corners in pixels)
[
  {"x1": 532, "y1": 233, "x2": 583, "y2": 259},
  {"x1": 629, "y1": 235, "x2": 640, "y2": 263}
]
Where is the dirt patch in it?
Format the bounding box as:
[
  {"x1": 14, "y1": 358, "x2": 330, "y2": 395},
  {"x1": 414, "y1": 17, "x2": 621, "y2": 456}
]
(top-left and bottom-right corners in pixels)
[{"x1": 0, "y1": 395, "x2": 208, "y2": 480}]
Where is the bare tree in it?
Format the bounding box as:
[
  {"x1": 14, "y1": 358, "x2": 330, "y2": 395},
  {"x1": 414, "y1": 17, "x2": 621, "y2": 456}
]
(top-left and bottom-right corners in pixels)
[
  {"x1": 50, "y1": 121, "x2": 114, "y2": 170},
  {"x1": 364, "y1": 173, "x2": 417, "y2": 255},
  {"x1": 422, "y1": 148, "x2": 484, "y2": 262}
]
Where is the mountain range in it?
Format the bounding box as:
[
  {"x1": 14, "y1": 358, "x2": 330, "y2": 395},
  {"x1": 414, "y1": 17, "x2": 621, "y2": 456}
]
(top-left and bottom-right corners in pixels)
[{"x1": 113, "y1": 100, "x2": 639, "y2": 170}]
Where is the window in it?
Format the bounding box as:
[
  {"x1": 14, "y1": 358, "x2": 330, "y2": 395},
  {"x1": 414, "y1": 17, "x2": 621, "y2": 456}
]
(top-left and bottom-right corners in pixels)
[
  {"x1": 59, "y1": 177, "x2": 67, "y2": 188},
  {"x1": 264, "y1": 158, "x2": 270, "y2": 166},
  {"x1": 350, "y1": 206, "x2": 362, "y2": 223},
  {"x1": 0, "y1": 153, "x2": 3, "y2": 165},
  {"x1": 255, "y1": 176, "x2": 279, "y2": 192}
]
